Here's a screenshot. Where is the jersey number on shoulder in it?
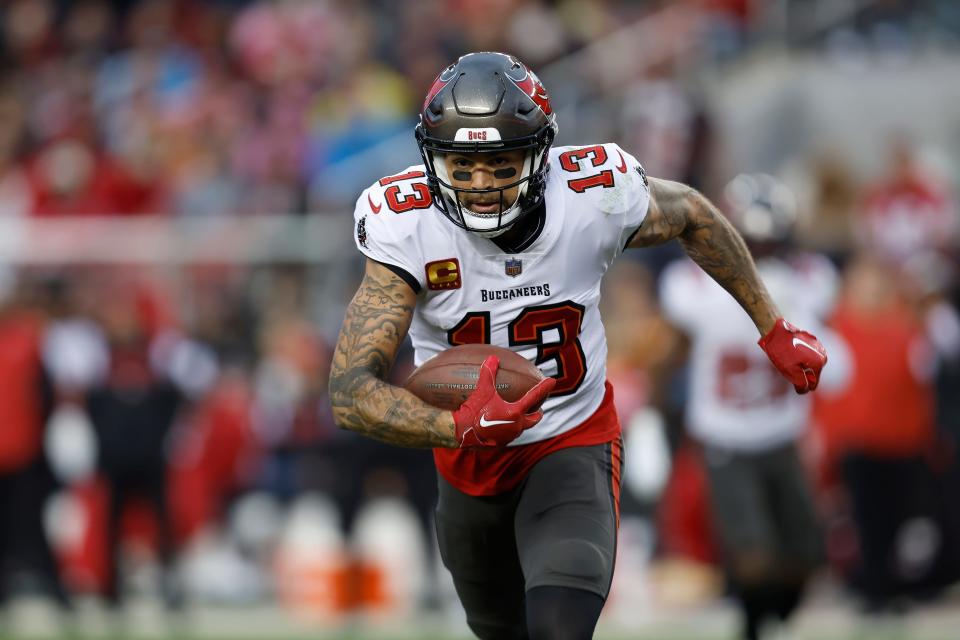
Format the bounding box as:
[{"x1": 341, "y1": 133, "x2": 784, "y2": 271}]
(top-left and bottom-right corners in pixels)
[
  {"x1": 447, "y1": 302, "x2": 587, "y2": 396},
  {"x1": 379, "y1": 170, "x2": 432, "y2": 213},
  {"x1": 559, "y1": 146, "x2": 615, "y2": 193}
]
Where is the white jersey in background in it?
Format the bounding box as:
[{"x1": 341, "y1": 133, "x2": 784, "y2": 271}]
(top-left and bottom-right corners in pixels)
[
  {"x1": 353, "y1": 143, "x2": 649, "y2": 445},
  {"x1": 660, "y1": 253, "x2": 838, "y2": 452}
]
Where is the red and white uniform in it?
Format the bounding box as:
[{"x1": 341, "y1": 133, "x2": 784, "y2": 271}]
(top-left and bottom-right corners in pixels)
[
  {"x1": 660, "y1": 254, "x2": 837, "y2": 452},
  {"x1": 353, "y1": 143, "x2": 648, "y2": 494}
]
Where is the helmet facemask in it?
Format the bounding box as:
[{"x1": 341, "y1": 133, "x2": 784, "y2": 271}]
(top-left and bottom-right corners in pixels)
[
  {"x1": 415, "y1": 52, "x2": 558, "y2": 238},
  {"x1": 417, "y1": 126, "x2": 554, "y2": 238}
]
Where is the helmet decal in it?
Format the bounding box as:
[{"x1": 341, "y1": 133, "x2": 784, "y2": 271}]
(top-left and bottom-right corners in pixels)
[
  {"x1": 454, "y1": 128, "x2": 502, "y2": 142},
  {"x1": 423, "y1": 64, "x2": 458, "y2": 111},
  {"x1": 508, "y1": 65, "x2": 553, "y2": 116}
]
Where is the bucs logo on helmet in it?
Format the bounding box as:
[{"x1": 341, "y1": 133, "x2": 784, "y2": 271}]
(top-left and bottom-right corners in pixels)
[{"x1": 508, "y1": 65, "x2": 553, "y2": 116}]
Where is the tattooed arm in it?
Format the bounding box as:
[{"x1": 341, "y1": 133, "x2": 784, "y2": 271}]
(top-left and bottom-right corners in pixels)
[
  {"x1": 629, "y1": 177, "x2": 779, "y2": 335},
  {"x1": 329, "y1": 259, "x2": 458, "y2": 448}
]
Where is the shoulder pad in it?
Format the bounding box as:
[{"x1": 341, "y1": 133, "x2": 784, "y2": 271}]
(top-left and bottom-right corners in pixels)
[
  {"x1": 549, "y1": 143, "x2": 648, "y2": 215},
  {"x1": 359, "y1": 166, "x2": 433, "y2": 217},
  {"x1": 353, "y1": 166, "x2": 432, "y2": 288}
]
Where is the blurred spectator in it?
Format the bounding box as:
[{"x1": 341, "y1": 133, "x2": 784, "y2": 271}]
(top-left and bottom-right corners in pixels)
[
  {"x1": 505, "y1": 1, "x2": 570, "y2": 65},
  {"x1": 0, "y1": 91, "x2": 33, "y2": 218},
  {"x1": 790, "y1": 149, "x2": 860, "y2": 262},
  {"x1": 251, "y1": 303, "x2": 334, "y2": 498},
  {"x1": 0, "y1": 268, "x2": 71, "y2": 610},
  {"x1": 84, "y1": 277, "x2": 216, "y2": 610},
  {"x1": 186, "y1": 266, "x2": 258, "y2": 365},
  {"x1": 813, "y1": 253, "x2": 958, "y2": 611},
  {"x1": 620, "y1": 64, "x2": 717, "y2": 278},
  {"x1": 858, "y1": 137, "x2": 957, "y2": 263},
  {"x1": 659, "y1": 174, "x2": 837, "y2": 640},
  {"x1": 691, "y1": 0, "x2": 755, "y2": 60},
  {"x1": 2, "y1": 0, "x2": 58, "y2": 66},
  {"x1": 621, "y1": 64, "x2": 711, "y2": 188},
  {"x1": 29, "y1": 137, "x2": 167, "y2": 216},
  {"x1": 62, "y1": 1, "x2": 114, "y2": 58}
]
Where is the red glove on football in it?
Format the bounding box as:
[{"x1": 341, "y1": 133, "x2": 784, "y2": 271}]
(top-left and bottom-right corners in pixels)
[
  {"x1": 452, "y1": 355, "x2": 556, "y2": 448},
  {"x1": 758, "y1": 318, "x2": 828, "y2": 394}
]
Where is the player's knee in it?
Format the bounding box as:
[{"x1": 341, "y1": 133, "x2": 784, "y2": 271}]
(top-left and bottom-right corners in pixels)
[{"x1": 536, "y1": 538, "x2": 611, "y2": 586}]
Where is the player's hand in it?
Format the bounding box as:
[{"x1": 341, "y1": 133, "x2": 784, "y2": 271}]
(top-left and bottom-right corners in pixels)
[
  {"x1": 452, "y1": 355, "x2": 556, "y2": 448},
  {"x1": 758, "y1": 318, "x2": 828, "y2": 394}
]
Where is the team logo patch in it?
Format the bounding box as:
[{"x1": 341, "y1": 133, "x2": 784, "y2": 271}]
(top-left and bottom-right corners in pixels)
[
  {"x1": 505, "y1": 258, "x2": 522, "y2": 278},
  {"x1": 356, "y1": 216, "x2": 368, "y2": 248},
  {"x1": 426, "y1": 258, "x2": 461, "y2": 291},
  {"x1": 636, "y1": 164, "x2": 648, "y2": 187},
  {"x1": 454, "y1": 127, "x2": 502, "y2": 142}
]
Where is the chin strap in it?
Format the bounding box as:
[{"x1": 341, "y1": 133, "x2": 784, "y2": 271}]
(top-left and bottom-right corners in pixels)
[
  {"x1": 469, "y1": 204, "x2": 523, "y2": 238},
  {"x1": 490, "y1": 200, "x2": 546, "y2": 249}
]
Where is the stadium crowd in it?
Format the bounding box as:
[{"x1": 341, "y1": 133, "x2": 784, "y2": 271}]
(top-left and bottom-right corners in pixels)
[{"x1": 0, "y1": 0, "x2": 959, "y2": 634}]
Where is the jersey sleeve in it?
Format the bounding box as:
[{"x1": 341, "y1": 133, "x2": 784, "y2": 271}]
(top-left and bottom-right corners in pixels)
[
  {"x1": 605, "y1": 143, "x2": 650, "y2": 258},
  {"x1": 352, "y1": 179, "x2": 427, "y2": 291},
  {"x1": 550, "y1": 142, "x2": 651, "y2": 264}
]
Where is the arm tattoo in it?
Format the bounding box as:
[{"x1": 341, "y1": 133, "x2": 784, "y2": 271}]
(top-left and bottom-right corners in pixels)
[
  {"x1": 629, "y1": 178, "x2": 691, "y2": 248},
  {"x1": 634, "y1": 178, "x2": 779, "y2": 335},
  {"x1": 328, "y1": 261, "x2": 458, "y2": 448}
]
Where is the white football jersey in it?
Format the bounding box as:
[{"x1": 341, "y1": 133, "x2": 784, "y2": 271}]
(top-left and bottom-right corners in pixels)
[
  {"x1": 353, "y1": 143, "x2": 649, "y2": 445},
  {"x1": 659, "y1": 253, "x2": 838, "y2": 451}
]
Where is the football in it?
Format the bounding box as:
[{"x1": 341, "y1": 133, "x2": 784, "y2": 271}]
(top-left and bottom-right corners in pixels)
[{"x1": 403, "y1": 344, "x2": 546, "y2": 411}]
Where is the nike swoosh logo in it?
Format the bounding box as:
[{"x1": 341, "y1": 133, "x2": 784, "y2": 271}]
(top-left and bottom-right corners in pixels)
[
  {"x1": 615, "y1": 150, "x2": 628, "y2": 174},
  {"x1": 479, "y1": 416, "x2": 513, "y2": 428},
  {"x1": 793, "y1": 337, "x2": 822, "y2": 355},
  {"x1": 368, "y1": 193, "x2": 382, "y2": 214}
]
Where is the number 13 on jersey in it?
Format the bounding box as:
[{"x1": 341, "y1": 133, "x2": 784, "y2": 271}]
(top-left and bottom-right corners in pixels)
[{"x1": 447, "y1": 301, "x2": 587, "y2": 396}]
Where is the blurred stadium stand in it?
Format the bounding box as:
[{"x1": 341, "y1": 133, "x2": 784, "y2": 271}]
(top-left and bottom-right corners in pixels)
[{"x1": 0, "y1": 0, "x2": 959, "y2": 638}]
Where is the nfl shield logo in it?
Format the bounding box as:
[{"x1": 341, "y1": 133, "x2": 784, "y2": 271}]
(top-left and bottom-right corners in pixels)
[{"x1": 505, "y1": 258, "x2": 522, "y2": 277}]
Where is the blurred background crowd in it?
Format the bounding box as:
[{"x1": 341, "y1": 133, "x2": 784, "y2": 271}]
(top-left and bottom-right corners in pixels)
[{"x1": 1, "y1": 0, "x2": 959, "y2": 637}]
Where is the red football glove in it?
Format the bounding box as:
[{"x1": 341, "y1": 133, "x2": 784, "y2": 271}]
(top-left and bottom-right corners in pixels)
[
  {"x1": 758, "y1": 318, "x2": 828, "y2": 394},
  {"x1": 452, "y1": 355, "x2": 557, "y2": 448}
]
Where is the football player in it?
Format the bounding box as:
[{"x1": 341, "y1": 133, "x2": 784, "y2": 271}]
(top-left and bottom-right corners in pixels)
[
  {"x1": 659, "y1": 173, "x2": 837, "y2": 640},
  {"x1": 330, "y1": 52, "x2": 827, "y2": 640}
]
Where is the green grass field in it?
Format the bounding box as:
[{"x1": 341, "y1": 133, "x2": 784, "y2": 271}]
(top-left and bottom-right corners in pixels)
[{"x1": 3, "y1": 594, "x2": 960, "y2": 640}]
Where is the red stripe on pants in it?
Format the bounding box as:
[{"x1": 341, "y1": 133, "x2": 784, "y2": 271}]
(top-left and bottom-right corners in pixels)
[{"x1": 611, "y1": 437, "x2": 623, "y2": 529}]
